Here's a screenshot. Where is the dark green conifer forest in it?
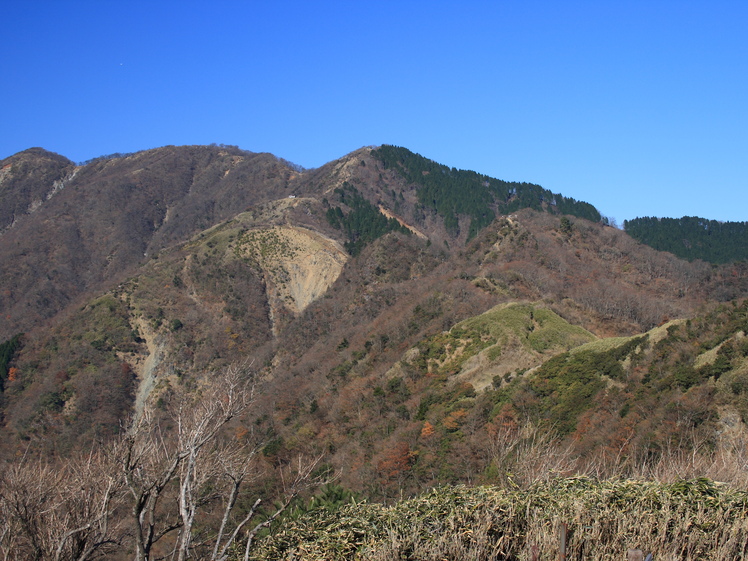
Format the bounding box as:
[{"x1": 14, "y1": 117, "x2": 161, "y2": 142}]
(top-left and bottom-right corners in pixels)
[
  {"x1": 326, "y1": 183, "x2": 411, "y2": 255},
  {"x1": 372, "y1": 145, "x2": 601, "y2": 239},
  {"x1": 0, "y1": 334, "x2": 22, "y2": 394},
  {"x1": 624, "y1": 216, "x2": 748, "y2": 264}
]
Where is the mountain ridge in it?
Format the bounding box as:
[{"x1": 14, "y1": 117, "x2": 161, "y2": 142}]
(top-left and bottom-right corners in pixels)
[
  {"x1": 624, "y1": 215, "x2": 748, "y2": 264},
  {"x1": 1, "y1": 142, "x2": 748, "y2": 501},
  {"x1": 5, "y1": 143, "x2": 748, "y2": 561}
]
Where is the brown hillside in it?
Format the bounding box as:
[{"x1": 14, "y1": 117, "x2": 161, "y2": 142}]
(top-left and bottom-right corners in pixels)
[
  {"x1": 0, "y1": 145, "x2": 301, "y2": 340},
  {"x1": 0, "y1": 148, "x2": 76, "y2": 233},
  {"x1": 2, "y1": 144, "x2": 748, "y2": 497}
]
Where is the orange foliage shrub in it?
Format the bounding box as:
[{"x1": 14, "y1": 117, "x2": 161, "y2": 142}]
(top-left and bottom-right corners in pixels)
[
  {"x1": 420, "y1": 421, "x2": 435, "y2": 438},
  {"x1": 378, "y1": 442, "x2": 416, "y2": 482},
  {"x1": 443, "y1": 409, "x2": 467, "y2": 432}
]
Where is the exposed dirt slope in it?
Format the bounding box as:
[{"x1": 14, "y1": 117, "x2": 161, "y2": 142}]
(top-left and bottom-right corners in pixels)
[{"x1": 235, "y1": 224, "x2": 348, "y2": 317}]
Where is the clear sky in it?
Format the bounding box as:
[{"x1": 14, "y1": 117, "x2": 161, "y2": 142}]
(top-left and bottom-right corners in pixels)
[{"x1": 2, "y1": 1, "x2": 746, "y2": 224}]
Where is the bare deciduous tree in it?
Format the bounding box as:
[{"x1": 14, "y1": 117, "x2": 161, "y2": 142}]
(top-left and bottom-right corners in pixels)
[
  {"x1": 1, "y1": 364, "x2": 327, "y2": 561},
  {"x1": 240, "y1": 454, "x2": 326, "y2": 561},
  {"x1": 123, "y1": 364, "x2": 328, "y2": 561},
  {"x1": 0, "y1": 448, "x2": 124, "y2": 561},
  {"x1": 123, "y1": 364, "x2": 254, "y2": 561}
]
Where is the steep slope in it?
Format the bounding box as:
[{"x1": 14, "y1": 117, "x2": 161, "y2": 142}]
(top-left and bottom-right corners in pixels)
[
  {"x1": 0, "y1": 194, "x2": 347, "y2": 455},
  {"x1": 0, "y1": 147, "x2": 77, "y2": 233},
  {"x1": 0, "y1": 145, "x2": 301, "y2": 340},
  {"x1": 372, "y1": 145, "x2": 603, "y2": 239},
  {"x1": 252, "y1": 208, "x2": 748, "y2": 496},
  {"x1": 2, "y1": 204, "x2": 745, "y2": 463},
  {"x1": 234, "y1": 221, "x2": 348, "y2": 317}
]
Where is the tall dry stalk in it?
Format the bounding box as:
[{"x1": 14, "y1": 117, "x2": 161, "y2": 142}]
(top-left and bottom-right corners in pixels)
[{"x1": 488, "y1": 421, "x2": 577, "y2": 487}]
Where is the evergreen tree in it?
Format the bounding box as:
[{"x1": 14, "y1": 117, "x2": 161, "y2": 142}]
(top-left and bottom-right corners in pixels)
[{"x1": 327, "y1": 183, "x2": 411, "y2": 255}]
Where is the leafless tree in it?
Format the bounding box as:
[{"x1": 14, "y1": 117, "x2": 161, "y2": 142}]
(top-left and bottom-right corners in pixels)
[
  {"x1": 239, "y1": 454, "x2": 326, "y2": 561},
  {"x1": 1, "y1": 364, "x2": 327, "y2": 561},
  {"x1": 208, "y1": 443, "x2": 262, "y2": 561},
  {"x1": 123, "y1": 364, "x2": 254, "y2": 561},
  {"x1": 0, "y1": 447, "x2": 124, "y2": 561},
  {"x1": 122, "y1": 363, "x2": 328, "y2": 561}
]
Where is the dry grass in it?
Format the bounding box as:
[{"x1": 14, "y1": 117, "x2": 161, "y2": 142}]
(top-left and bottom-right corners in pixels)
[
  {"x1": 247, "y1": 475, "x2": 748, "y2": 560},
  {"x1": 246, "y1": 423, "x2": 748, "y2": 560}
]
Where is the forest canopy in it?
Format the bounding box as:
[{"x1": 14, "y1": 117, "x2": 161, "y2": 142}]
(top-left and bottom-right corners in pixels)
[
  {"x1": 372, "y1": 145, "x2": 602, "y2": 239},
  {"x1": 624, "y1": 216, "x2": 748, "y2": 264},
  {"x1": 326, "y1": 183, "x2": 411, "y2": 255}
]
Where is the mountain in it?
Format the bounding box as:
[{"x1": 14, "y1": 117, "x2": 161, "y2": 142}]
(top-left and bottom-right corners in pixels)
[
  {"x1": 4, "y1": 143, "x2": 748, "y2": 559},
  {"x1": 0, "y1": 148, "x2": 77, "y2": 233},
  {"x1": 1, "y1": 143, "x2": 747, "y2": 484},
  {"x1": 0, "y1": 145, "x2": 308, "y2": 341}
]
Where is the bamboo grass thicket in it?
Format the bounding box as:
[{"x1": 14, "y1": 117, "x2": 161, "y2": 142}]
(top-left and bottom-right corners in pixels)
[{"x1": 247, "y1": 477, "x2": 748, "y2": 561}]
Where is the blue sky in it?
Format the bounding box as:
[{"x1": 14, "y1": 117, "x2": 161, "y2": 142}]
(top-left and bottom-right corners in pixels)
[{"x1": 2, "y1": 1, "x2": 746, "y2": 224}]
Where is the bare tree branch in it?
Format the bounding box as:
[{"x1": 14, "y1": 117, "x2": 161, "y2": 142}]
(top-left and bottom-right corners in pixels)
[{"x1": 123, "y1": 364, "x2": 257, "y2": 561}]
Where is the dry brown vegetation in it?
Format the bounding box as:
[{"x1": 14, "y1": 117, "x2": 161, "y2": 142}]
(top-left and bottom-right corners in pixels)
[
  {"x1": 0, "y1": 365, "x2": 327, "y2": 561},
  {"x1": 3, "y1": 144, "x2": 748, "y2": 559},
  {"x1": 249, "y1": 426, "x2": 748, "y2": 561}
]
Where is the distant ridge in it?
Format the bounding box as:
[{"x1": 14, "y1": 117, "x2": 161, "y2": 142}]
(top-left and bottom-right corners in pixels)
[{"x1": 624, "y1": 216, "x2": 748, "y2": 264}]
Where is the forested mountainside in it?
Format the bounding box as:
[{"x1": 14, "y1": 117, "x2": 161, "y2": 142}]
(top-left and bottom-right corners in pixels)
[
  {"x1": 624, "y1": 216, "x2": 748, "y2": 264},
  {"x1": 372, "y1": 145, "x2": 603, "y2": 239},
  {"x1": 2, "y1": 143, "x2": 748, "y2": 559}
]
